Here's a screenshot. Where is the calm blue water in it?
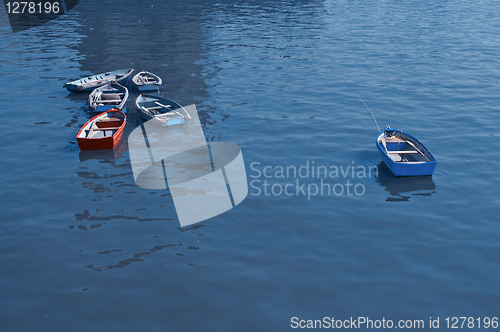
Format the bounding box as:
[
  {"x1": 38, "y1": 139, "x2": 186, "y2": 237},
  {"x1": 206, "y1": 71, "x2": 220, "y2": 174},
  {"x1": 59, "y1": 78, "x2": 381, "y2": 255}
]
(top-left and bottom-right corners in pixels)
[{"x1": 1, "y1": 0, "x2": 500, "y2": 331}]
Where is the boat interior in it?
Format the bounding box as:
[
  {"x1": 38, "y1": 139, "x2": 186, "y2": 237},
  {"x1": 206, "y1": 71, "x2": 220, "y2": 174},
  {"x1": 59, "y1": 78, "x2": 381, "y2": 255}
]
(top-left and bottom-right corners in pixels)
[
  {"x1": 140, "y1": 97, "x2": 179, "y2": 114},
  {"x1": 134, "y1": 72, "x2": 160, "y2": 85},
  {"x1": 75, "y1": 69, "x2": 131, "y2": 85},
  {"x1": 97, "y1": 92, "x2": 124, "y2": 104},
  {"x1": 79, "y1": 111, "x2": 125, "y2": 139},
  {"x1": 378, "y1": 131, "x2": 431, "y2": 163},
  {"x1": 138, "y1": 96, "x2": 190, "y2": 125},
  {"x1": 77, "y1": 72, "x2": 112, "y2": 85}
]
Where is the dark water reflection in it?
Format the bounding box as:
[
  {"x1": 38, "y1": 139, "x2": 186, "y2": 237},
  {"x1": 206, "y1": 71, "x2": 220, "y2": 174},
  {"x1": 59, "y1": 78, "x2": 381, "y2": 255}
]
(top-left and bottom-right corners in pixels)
[
  {"x1": 73, "y1": 0, "x2": 208, "y2": 107},
  {"x1": 85, "y1": 241, "x2": 183, "y2": 272},
  {"x1": 376, "y1": 162, "x2": 436, "y2": 201},
  {"x1": 2, "y1": 0, "x2": 500, "y2": 330}
]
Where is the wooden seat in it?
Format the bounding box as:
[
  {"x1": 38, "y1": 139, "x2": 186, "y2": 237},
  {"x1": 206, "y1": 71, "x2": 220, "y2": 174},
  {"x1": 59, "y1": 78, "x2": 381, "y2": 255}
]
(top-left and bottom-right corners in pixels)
[
  {"x1": 384, "y1": 138, "x2": 407, "y2": 143},
  {"x1": 85, "y1": 127, "x2": 121, "y2": 131},
  {"x1": 146, "y1": 105, "x2": 172, "y2": 110},
  {"x1": 97, "y1": 117, "x2": 122, "y2": 122},
  {"x1": 98, "y1": 99, "x2": 122, "y2": 103},
  {"x1": 387, "y1": 150, "x2": 419, "y2": 154}
]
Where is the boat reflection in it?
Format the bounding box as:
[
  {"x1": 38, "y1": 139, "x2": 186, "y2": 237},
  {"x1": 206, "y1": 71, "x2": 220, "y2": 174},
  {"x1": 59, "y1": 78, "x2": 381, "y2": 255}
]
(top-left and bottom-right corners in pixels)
[
  {"x1": 79, "y1": 139, "x2": 128, "y2": 162},
  {"x1": 376, "y1": 162, "x2": 436, "y2": 202}
]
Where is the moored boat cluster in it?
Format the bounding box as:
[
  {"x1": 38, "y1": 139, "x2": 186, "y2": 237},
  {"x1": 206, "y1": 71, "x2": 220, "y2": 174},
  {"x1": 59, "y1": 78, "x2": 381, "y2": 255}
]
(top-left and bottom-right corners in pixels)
[{"x1": 64, "y1": 69, "x2": 191, "y2": 152}]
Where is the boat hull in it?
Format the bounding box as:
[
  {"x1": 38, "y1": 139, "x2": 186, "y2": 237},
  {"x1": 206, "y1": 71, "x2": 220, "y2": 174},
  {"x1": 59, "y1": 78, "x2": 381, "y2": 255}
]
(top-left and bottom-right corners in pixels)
[
  {"x1": 79, "y1": 139, "x2": 128, "y2": 162},
  {"x1": 376, "y1": 128, "x2": 436, "y2": 177},
  {"x1": 134, "y1": 94, "x2": 187, "y2": 126},
  {"x1": 92, "y1": 105, "x2": 127, "y2": 114},
  {"x1": 88, "y1": 83, "x2": 129, "y2": 113},
  {"x1": 78, "y1": 135, "x2": 119, "y2": 150},
  {"x1": 64, "y1": 69, "x2": 134, "y2": 92},
  {"x1": 135, "y1": 84, "x2": 160, "y2": 92},
  {"x1": 77, "y1": 110, "x2": 126, "y2": 150},
  {"x1": 132, "y1": 71, "x2": 162, "y2": 92}
]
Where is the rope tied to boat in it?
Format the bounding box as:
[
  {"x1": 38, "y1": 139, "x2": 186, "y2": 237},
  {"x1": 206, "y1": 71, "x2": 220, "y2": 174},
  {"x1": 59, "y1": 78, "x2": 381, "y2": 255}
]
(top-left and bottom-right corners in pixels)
[{"x1": 356, "y1": 95, "x2": 380, "y2": 132}]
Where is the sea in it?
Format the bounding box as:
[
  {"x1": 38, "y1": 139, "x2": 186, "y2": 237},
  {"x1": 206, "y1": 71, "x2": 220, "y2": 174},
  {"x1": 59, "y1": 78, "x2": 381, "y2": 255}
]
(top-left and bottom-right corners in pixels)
[{"x1": 1, "y1": 0, "x2": 500, "y2": 331}]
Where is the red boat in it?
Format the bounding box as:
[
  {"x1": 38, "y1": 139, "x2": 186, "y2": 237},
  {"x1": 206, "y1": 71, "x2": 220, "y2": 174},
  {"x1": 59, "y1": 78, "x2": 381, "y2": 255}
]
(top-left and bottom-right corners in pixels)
[{"x1": 77, "y1": 109, "x2": 126, "y2": 150}]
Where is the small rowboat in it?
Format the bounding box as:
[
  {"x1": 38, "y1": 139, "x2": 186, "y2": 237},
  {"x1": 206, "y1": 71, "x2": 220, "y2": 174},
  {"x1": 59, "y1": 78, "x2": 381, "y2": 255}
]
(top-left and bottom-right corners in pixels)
[
  {"x1": 134, "y1": 94, "x2": 191, "y2": 126},
  {"x1": 377, "y1": 126, "x2": 436, "y2": 176},
  {"x1": 64, "y1": 69, "x2": 134, "y2": 92},
  {"x1": 88, "y1": 82, "x2": 129, "y2": 113},
  {"x1": 132, "y1": 71, "x2": 162, "y2": 92},
  {"x1": 77, "y1": 109, "x2": 126, "y2": 150}
]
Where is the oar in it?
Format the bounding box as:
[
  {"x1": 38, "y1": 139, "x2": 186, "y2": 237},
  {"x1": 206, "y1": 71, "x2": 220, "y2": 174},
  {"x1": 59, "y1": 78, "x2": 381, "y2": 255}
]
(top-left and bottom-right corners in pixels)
[
  {"x1": 154, "y1": 102, "x2": 185, "y2": 118},
  {"x1": 141, "y1": 106, "x2": 156, "y2": 118},
  {"x1": 154, "y1": 101, "x2": 192, "y2": 120},
  {"x1": 154, "y1": 101, "x2": 172, "y2": 109},
  {"x1": 406, "y1": 140, "x2": 431, "y2": 161}
]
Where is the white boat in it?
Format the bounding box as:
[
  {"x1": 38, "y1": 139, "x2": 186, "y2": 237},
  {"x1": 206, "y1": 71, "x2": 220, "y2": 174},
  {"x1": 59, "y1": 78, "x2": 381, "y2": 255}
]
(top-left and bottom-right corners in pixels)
[
  {"x1": 88, "y1": 82, "x2": 129, "y2": 113},
  {"x1": 132, "y1": 71, "x2": 162, "y2": 92},
  {"x1": 64, "y1": 69, "x2": 134, "y2": 92},
  {"x1": 134, "y1": 94, "x2": 191, "y2": 126}
]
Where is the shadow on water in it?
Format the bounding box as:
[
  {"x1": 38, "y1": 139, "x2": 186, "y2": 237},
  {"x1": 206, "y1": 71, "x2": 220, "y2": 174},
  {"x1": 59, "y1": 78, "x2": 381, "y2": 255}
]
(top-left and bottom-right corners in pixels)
[
  {"x1": 72, "y1": 0, "x2": 208, "y2": 105},
  {"x1": 68, "y1": 0, "x2": 325, "y2": 134},
  {"x1": 3, "y1": 0, "x2": 80, "y2": 32},
  {"x1": 84, "y1": 241, "x2": 183, "y2": 272},
  {"x1": 376, "y1": 162, "x2": 436, "y2": 202}
]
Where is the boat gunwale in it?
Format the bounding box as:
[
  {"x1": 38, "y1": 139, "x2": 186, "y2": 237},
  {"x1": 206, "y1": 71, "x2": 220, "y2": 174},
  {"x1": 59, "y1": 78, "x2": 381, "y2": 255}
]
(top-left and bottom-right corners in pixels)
[
  {"x1": 376, "y1": 128, "x2": 436, "y2": 163},
  {"x1": 132, "y1": 70, "x2": 162, "y2": 87},
  {"x1": 134, "y1": 94, "x2": 185, "y2": 124},
  {"x1": 88, "y1": 82, "x2": 129, "y2": 112},
  {"x1": 76, "y1": 110, "x2": 126, "y2": 147},
  {"x1": 64, "y1": 69, "x2": 134, "y2": 92}
]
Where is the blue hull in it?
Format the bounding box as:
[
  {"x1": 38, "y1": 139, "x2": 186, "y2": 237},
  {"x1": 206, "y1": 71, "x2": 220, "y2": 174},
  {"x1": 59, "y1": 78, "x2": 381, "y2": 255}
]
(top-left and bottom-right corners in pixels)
[
  {"x1": 94, "y1": 105, "x2": 127, "y2": 114},
  {"x1": 136, "y1": 84, "x2": 160, "y2": 92},
  {"x1": 377, "y1": 128, "x2": 436, "y2": 177},
  {"x1": 139, "y1": 113, "x2": 184, "y2": 126}
]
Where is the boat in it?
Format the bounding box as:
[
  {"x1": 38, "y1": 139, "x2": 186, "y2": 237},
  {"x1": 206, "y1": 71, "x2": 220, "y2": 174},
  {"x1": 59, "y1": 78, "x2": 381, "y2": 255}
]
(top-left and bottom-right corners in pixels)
[
  {"x1": 132, "y1": 71, "x2": 162, "y2": 92},
  {"x1": 376, "y1": 126, "x2": 436, "y2": 176},
  {"x1": 134, "y1": 94, "x2": 191, "y2": 126},
  {"x1": 77, "y1": 109, "x2": 126, "y2": 150},
  {"x1": 64, "y1": 69, "x2": 134, "y2": 92},
  {"x1": 88, "y1": 82, "x2": 129, "y2": 113}
]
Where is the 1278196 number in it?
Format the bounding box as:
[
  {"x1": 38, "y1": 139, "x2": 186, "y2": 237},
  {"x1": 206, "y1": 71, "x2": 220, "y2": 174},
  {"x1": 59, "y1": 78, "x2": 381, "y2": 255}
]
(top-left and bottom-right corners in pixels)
[
  {"x1": 5, "y1": 2, "x2": 60, "y2": 14},
  {"x1": 446, "y1": 317, "x2": 498, "y2": 329}
]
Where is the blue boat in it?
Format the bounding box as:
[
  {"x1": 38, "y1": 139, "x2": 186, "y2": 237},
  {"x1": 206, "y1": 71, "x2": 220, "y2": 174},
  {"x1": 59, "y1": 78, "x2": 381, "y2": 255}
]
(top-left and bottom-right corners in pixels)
[
  {"x1": 88, "y1": 82, "x2": 129, "y2": 114},
  {"x1": 134, "y1": 94, "x2": 191, "y2": 126},
  {"x1": 376, "y1": 127, "x2": 436, "y2": 176},
  {"x1": 63, "y1": 69, "x2": 134, "y2": 92}
]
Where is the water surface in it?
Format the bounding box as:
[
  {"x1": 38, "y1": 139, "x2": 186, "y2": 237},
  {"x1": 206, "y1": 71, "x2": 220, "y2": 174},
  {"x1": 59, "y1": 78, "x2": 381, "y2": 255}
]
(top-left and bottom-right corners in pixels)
[{"x1": 1, "y1": 1, "x2": 500, "y2": 331}]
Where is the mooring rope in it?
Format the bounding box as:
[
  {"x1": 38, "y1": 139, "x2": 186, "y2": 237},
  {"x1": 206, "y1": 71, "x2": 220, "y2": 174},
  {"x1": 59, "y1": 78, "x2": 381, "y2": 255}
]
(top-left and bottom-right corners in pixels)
[{"x1": 356, "y1": 94, "x2": 380, "y2": 132}]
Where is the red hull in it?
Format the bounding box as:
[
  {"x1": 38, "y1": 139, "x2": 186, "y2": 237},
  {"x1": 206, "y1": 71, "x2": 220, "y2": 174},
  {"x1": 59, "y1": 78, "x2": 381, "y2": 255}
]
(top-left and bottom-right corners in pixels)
[{"x1": 77, "y1": 110, "x2": 126, "y2": 150}]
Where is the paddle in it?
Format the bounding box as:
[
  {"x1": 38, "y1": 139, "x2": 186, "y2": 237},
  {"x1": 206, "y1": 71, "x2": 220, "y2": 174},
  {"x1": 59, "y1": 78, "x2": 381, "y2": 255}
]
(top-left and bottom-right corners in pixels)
[
  {"x1": 154, "y1": 101, "x2": 192, "y2": 120},
  {"x1": 154, "y1": 101, "x2": 172, "y2": 109},
  {"x1": 154, "y1": 102, "x2": 185, "y2": 117},
  {"x1": 141, "y1": 106, "x2": 156, "y2": 118},
  {"x1": 406, "y1": 140, "x2": 431, "y2": 161}
]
